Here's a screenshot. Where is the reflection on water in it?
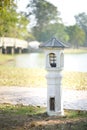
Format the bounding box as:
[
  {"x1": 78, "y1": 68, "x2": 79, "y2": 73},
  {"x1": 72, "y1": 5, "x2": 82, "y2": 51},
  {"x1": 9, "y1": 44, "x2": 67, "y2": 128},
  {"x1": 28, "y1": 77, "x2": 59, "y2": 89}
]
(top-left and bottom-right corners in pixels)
[{"x1": 14, "y1": 53, "x2": 87, "y2": 72}]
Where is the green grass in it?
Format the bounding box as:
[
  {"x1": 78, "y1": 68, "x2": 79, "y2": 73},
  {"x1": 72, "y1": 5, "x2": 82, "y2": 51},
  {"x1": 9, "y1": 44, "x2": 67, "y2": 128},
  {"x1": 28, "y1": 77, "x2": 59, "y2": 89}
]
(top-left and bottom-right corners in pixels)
[
  {"x1": 0, "y1": 104, "x2": 87, "y2": 118},
  {"x1": 65, "y1": 109, "x2": 87, "y2": 118},
  {"x1": 0, "y1": 104, "x2": 46, "y2": 115}
]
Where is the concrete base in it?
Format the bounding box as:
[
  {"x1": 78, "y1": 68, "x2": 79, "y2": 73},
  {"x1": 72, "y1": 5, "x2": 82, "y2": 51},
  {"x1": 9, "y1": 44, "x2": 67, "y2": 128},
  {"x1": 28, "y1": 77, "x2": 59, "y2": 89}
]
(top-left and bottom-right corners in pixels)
[{"x1": 47, "y1": 110, "x2": 64, "y2": 116}]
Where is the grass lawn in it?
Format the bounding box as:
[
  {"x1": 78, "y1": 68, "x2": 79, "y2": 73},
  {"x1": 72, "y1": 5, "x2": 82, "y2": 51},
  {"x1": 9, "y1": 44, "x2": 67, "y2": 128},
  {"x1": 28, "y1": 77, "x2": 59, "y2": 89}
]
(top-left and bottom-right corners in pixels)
[
  {"x1": 0, "y1": 54, "x2": 14, "y2": 64},
  {"x1": 0, "y1": 66, "x2": 87, "y2": 90},
  {"x1": 0, "y1": 104, "x2": 87, "y2": 130},
  {"x1": 0, "y1": 66, "x2": 47, "y2": 87}
]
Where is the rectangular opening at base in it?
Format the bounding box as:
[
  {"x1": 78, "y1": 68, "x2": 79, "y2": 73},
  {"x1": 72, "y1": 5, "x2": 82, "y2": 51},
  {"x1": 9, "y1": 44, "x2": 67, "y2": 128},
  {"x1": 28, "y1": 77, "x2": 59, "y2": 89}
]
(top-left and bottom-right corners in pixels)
[{"x1": 50, "y1": 97, "x2": 55, "y2": 111}]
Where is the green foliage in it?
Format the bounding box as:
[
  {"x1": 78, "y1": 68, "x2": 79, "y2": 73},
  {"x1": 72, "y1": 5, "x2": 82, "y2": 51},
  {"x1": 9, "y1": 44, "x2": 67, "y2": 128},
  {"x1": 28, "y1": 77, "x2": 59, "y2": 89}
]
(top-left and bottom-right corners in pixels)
[
  {"x1": 27, "y1": 0, "x2": 60, "y2": 27},
  {"x1": 66, "y1": 25, "x2": 85, "y2": 48},
  {"x1": 15, "y1": 12, "x2": 29, "y2": 39},
  {"x1": 32, "y1": 23, "x2": 69, "y2": 42},
  {"x1": 0, "y1": 0, "x2": 10, "y2": 8},
  {"x1": 75, "y1": 12, "x2": 87, "y2": 46},
  {"x1": 75, "y1": 12, "x2": 87, "y2": 33},
  {"x1": 26, "y1": 0, "x2": 69, "y2": 42},
  {"x1": 0, "y1": 0, "x2": 33, "y2": 40},
  {"x1": 0, "y1": 3, "x2": 18, "y2": 37}
]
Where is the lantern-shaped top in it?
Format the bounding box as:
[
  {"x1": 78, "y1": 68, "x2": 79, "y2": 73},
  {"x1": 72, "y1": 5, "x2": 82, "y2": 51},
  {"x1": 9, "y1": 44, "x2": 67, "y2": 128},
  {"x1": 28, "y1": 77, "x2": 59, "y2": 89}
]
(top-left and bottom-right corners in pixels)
[
  {"x1": 39, "y1": 37, "x2": 67, "y2": 70},
  {"x1": 39, "y1": 37, "x2": 67, "y2": 49}
]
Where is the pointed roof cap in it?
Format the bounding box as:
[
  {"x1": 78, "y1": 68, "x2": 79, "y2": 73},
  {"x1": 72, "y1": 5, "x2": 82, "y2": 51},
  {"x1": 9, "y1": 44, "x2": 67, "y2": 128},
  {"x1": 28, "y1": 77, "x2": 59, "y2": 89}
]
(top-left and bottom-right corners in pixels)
[{"x1": 39, "y1": 37, "x2": 67, "y2": 49}]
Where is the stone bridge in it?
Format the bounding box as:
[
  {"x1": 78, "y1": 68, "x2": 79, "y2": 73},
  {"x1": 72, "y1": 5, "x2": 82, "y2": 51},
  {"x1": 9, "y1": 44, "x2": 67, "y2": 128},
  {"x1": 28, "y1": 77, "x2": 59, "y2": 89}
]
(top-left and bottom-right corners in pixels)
[{"x1": 0, "y1": 37, "x2": 29, "y2": 54}]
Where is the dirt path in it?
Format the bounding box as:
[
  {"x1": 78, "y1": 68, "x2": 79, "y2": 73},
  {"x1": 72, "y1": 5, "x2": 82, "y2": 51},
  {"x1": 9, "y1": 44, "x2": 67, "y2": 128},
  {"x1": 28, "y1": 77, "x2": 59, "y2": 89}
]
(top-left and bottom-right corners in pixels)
[{"x1": 0, "y1": 87, "x2": 87, "y2": 110}]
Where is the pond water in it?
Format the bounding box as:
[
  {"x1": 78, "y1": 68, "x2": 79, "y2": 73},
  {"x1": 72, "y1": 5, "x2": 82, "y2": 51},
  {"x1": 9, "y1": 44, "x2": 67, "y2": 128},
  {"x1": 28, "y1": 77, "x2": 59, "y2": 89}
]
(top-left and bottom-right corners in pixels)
[{"x1": 14, "y1": 53, "x2": 87, "y2": 72}]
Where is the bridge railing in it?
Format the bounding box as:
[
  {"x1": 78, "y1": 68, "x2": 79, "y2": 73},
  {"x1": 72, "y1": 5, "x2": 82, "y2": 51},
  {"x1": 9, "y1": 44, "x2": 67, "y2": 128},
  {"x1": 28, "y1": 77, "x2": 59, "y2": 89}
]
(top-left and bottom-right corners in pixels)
[
  {"x1": 0, "y1": 37, "x2": 29, "y2": 54},
  {"x1": 0, "y1": 37, "x2": 28, "y2": 49}
]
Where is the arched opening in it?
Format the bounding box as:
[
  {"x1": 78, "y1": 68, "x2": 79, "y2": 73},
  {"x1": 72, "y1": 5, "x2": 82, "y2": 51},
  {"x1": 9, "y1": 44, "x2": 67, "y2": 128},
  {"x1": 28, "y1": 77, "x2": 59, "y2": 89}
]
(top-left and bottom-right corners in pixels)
[{"x1": 49, "y1": 53, "x2": 56, "y2": 67}]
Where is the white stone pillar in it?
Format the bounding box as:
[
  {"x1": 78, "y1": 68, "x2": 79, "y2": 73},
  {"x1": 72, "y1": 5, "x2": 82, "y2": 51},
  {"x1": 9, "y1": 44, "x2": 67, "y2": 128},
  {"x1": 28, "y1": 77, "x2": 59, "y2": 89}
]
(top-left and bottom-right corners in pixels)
[
  {"x1": 39, "y1": 37, "x2": 67, "y2": 116},
  {"x1": 46, "y1": 69, "x2": 64, "y2": 116}
]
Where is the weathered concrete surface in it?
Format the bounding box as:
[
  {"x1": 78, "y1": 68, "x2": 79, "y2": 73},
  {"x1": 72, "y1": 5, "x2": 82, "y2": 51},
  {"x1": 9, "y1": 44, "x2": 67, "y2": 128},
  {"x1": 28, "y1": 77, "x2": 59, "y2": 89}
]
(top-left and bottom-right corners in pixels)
[{"x1": 0, "y1": 87, "x2": 87, "y2": 111}]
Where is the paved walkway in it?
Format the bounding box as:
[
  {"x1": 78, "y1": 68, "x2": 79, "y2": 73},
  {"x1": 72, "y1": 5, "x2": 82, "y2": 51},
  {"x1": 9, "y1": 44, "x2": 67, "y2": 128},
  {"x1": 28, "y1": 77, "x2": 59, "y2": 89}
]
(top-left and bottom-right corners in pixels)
[{"x1": 0, "y1": 87, "x2": 87, "y2": 111}]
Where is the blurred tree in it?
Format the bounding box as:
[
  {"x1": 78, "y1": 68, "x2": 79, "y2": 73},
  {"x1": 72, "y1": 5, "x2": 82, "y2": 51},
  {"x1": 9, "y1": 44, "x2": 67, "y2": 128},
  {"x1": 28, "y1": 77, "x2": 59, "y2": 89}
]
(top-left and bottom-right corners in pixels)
[
  {"x1": 0, "y1": 0, "x2": 33, "y2": 40},
  {"x1": 0, "y1": 0, "x2": 10, "y2": 8},
  {"x1": 75, "y1": 12, "x2": 87, "y2": 46},
  {"x1": 14, "y1": 12, "x2": 30, "y2": 40},
  {"x1": 0, "y1": 0, "x2": 18, "y2": 37},
  {"x1": 32, "y1": 23, "x2": 69, "y2": 42},
  {"x1": 27, "y1": 0, "x2": 61, "y2": 27},
  {"x1": 26, "y1": 0, "x2": 68, "y2": 42},
  {"x1": 66, "y1": 25, "x2": 85, "y2": 48}
]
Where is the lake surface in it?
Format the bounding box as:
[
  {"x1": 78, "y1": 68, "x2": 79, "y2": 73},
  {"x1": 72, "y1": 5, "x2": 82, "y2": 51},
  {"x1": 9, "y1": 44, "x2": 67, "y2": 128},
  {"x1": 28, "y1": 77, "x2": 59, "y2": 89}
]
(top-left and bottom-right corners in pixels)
[{"x1": 14, "y1": 53, "x2": 87, "y2": 72}]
